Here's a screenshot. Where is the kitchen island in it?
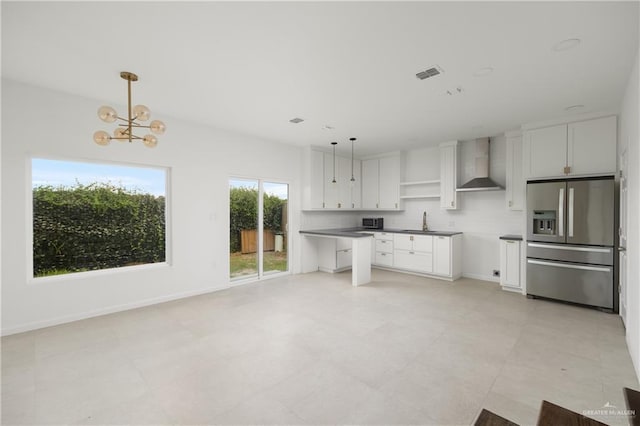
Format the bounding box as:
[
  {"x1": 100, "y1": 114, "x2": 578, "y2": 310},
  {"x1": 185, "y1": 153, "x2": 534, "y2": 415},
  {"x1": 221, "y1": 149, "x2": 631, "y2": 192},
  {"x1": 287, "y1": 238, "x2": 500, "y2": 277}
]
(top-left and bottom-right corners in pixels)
[{"x1": 299, "y1": 229, "x2": 373, "y2": 286}]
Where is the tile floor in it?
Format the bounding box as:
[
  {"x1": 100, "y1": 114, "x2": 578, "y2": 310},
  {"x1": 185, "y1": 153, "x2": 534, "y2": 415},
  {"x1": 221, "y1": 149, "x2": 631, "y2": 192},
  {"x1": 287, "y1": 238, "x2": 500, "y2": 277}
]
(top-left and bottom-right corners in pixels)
[{"x1": 2, "y1": 269, "x2": 638, "y2": 425}]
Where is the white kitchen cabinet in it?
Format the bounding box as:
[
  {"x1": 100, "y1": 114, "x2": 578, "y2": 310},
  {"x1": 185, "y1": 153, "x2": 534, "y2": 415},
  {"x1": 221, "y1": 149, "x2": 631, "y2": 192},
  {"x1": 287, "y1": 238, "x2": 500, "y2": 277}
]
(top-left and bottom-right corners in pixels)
[
  {"x1": 361, "y1": 159, "x2": 379, "y2": 209},
  {"x1": 524, "y1": 124, "x2": 567, "y2": 179},
  {"x1": 499, "y1": 238, "x2": 521, "y2": 291},
  {"x1": 317, "y1": 238, "x2": 352, "y2": 272},
  {"x1": 439, "y1": 141, "x2": 458, "y2": 210},
  {"x1": 524, "y1": 116, "x2": 616, "y2": 179},
  {"x1": 323, "y1": 152, "x2": 339, "y2": 208},
  {"x1": 371, "y1": 231, "x2": 462, "y2": 281},
  {"x1": 505, "y1": 132, "x2": 524, "y2": 211},
  {"x1": 361, "y1": 155, "x2": 401, "y2": 210},
  {"x1": 303, "y1": 149, "x2": 361, "y2": 210},
  {"x1": 393, "y1": 234, "x2": 433, "y2": 273},
  {"x1": 568, "y1": 116, "x2": 617, "y2": 176},
  {"x1": 433, "y1": 235, "x2": 451, "y2": 276},
  {"x1": 373, "y1": 232, "x2": 394, "y2": 267},
  {"x1": 378, "y1": 155, "x2": 401, "y2": 209}
]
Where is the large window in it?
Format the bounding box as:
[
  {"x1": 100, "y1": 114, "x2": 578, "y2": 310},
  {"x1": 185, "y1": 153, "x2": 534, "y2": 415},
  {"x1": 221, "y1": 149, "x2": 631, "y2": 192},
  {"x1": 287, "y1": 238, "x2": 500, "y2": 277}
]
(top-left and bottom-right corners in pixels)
[{"x1": 31, "y1": 158, "x2": 168, "y2": 278}]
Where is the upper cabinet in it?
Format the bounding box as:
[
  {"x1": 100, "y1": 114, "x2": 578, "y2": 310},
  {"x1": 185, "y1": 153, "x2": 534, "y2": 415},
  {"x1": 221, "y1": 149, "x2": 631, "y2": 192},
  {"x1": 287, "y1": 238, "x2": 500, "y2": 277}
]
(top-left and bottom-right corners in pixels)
[
  {"x1": 361, "y1": 154, "x2": 401, "y2": 210},
  {"x1": 439, "y1": 141, "x2": 458, "y2": 210},
  {"x1": 505, "y1": 132, "x2": 524, "y2": 211},
  {"x1": 302, "y1": 147, "x2": 361, "y2": 210},
  {"x1": 524, "y1": 116, "x2": 617, "y2": 179}
]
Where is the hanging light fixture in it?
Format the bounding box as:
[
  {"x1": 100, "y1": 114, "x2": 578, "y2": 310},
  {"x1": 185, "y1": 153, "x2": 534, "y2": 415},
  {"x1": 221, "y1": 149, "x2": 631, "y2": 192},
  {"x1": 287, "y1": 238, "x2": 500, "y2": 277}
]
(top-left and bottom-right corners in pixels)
[
  {"x1": 350, "y1": 137, "x2": 357, "y2": 182},
  {"x1": 331, "y1": 142, "x2": 338, "y2": 183},
  {"x1": 93, "y1": 71, "x2": 166, "y2": 148}
]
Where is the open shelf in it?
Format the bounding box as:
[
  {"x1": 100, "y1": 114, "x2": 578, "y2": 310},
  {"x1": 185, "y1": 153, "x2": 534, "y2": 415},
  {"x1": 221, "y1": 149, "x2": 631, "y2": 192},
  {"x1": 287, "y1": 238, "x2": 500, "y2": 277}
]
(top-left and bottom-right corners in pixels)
[
  {"x1": 400, "y1": 179, "x2": 441, "y2": 200},
  {"x1": 399, "y1": 194, "x2": 440, "y2": 199},
  {"x1": 399, "y1": 179, "x2": 441, "y2": 186}
]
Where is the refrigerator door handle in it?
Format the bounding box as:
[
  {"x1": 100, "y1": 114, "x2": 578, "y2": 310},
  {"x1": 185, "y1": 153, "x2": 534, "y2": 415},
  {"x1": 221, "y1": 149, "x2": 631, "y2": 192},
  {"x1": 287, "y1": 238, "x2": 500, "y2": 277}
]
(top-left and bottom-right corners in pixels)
[
  {"x1": 568, "y1": 187, "x2": 574, "y2": 237},
  {"x1": 527, "y1": 259, "x2": 611, "y2": 273},
  {"x1": 558, "y1": 188, "x2": 564, "y2": 237},
  {"x1": 527, "y1": 243, "x2": 612, "y2": 253}
]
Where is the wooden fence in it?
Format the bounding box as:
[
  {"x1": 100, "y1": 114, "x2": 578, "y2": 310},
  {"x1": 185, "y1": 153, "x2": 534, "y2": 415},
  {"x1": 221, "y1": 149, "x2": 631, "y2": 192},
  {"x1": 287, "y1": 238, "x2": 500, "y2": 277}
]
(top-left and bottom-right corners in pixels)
[{"x1": 240, "y1": 230, "x2": 275, "y2": 254}]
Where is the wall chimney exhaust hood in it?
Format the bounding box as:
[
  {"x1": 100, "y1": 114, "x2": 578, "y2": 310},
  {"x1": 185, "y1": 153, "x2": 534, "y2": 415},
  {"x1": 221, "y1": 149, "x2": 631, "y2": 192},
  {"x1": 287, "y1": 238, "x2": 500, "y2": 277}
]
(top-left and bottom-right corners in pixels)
[{"x1": 456, "y1": 138, "x2": 504, "y2": 192}]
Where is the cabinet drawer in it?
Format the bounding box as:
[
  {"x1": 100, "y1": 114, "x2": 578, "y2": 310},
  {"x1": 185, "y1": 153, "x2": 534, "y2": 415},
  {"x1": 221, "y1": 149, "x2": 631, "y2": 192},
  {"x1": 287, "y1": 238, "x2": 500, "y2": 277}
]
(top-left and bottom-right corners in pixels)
[
  {"x1": 374, "y1": 232, "x2": 393, "y2": 240},
  {"x1": 394, "y1": 250, "x2": 433, "y2": 273},
  {"x1": 336, "y1": 249, "x2": 352, "y2": 270},
  {"x1": 375, "y1": 251, "x2": 393, "y2": 267},
  {"x1": 375, "y1": 239, "x2": 393, "y2": 253}
]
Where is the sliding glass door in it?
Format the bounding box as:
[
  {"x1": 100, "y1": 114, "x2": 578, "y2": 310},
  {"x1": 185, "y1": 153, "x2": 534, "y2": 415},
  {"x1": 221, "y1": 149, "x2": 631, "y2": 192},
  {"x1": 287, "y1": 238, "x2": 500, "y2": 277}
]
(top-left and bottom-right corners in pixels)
[{"x1": 229, "y1": 178, "x2": 288, "y2": 281}]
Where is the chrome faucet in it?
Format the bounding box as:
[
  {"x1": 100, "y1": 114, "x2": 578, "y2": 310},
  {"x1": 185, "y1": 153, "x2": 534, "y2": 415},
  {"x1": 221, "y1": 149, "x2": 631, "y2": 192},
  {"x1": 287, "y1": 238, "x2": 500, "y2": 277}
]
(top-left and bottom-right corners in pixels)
[{"x1": 422, "y1": 211, "x2": 428, "y2": 231}]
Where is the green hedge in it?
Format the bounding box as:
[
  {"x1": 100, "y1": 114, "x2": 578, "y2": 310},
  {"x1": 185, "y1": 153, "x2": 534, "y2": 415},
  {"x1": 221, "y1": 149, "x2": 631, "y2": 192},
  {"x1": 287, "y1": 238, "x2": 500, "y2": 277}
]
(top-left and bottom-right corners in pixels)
[
  {"x1": 33, "y1": 183, "x2": 165, "y2": 277},
  {"x1": 230, "y1": 187, "x2": 285, "y2": 253}
]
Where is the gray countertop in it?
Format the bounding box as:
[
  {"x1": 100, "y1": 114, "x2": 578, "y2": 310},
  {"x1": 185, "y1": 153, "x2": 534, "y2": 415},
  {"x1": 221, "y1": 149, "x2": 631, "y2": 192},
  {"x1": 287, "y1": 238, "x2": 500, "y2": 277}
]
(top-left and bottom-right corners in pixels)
[
  {"x1": 299, "y1": 227, "x2": 463, "y2": 237},
  {"x1": 499, "y1": 234, "x2": 523, "y2": 241}
]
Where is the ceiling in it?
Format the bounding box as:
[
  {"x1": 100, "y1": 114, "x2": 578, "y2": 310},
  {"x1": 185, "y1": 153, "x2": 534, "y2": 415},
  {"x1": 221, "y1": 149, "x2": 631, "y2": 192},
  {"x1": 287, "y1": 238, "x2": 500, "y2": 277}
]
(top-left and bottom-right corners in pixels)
[{"x1": 2, "y1": 2, "x2": 638, "y2": 156}]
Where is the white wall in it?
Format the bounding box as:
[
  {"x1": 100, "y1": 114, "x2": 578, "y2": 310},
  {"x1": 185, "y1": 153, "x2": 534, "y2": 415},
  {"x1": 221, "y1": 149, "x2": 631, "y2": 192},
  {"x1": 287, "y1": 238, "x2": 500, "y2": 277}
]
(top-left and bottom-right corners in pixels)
[
  {"x1": 361, "y1": 138, "x2": 523, "y2": 282},
  {"x1": 1, "y1": 79, "x2": 303, "y2": 335},
  {"x1": 619, "y1": 49, "x2": 640, "y2": 381}
]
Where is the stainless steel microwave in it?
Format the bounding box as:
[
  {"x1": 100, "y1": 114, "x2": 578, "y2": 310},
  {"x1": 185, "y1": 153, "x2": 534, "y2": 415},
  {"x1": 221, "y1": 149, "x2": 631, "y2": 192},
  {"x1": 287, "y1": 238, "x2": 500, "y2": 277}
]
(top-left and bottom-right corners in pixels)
[{"x1": 362, "y1": 217, "x2": 384, "y2": 229}]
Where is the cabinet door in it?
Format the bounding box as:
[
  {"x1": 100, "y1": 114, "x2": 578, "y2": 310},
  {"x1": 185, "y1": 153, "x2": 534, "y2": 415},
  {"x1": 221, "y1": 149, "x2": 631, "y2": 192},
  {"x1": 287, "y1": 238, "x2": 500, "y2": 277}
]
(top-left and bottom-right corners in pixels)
[
  {"x1": 375, "y1": 239, "x2": 393, "y2": 253},
  {"x1": 324, "y1": 152, "x2": 339, "y2": 208},
  {"x1": 337, "y1": 155, "x2": 351, "y2": 209},
  {"x1": 393, "y1": 234, "x2": 413, "y2": 251},
  {"x1": 395, "y1": 251, "x2": 432, "y2": 273},
  {"x1": 336, "y1": 249, "x2": 352, "y2": 269},
  {"x1": 440, "y1": 144, "x2": 457, "y2": 209},
  {"x1": 309, "y1": 150, "x2": 325, "y2": 209},
  {"x1": 375, "y1": 251, "x2": 393, "y2": 267},
  {"x1": 351, "y1": 160, "x2": 362, "y2": 209},
  {"x1": 433, "y1": 236, "x2": 451, "y2": 276},
  {"x1": 500, "y1": 240, "x2": 520, "y2": 288},
  {"x1": 506, "y1": 134, "x2": 524, "y2": 210},
  {"x1": 378, "y1": 156, "x2": 400, "y2": 209},
  {"x1": 524, "y1": 124, "x2": 567, "y2": 179},
  {"x1": 412, "y1": 235, "x2": 433, "y2": 253},
  {"x1": 568, "y1": 116, "x2": 617, "y2": 176},
  {"x1": 361, "y1": 159, "x2": 379, "y2": 209}
]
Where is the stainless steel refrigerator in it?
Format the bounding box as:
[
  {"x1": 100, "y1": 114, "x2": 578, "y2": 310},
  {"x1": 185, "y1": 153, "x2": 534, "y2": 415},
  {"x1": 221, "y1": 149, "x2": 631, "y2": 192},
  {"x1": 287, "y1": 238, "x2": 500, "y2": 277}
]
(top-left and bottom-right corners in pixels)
[{"x1": 526, "y1": 176, "x2": 617, "y2": 311}]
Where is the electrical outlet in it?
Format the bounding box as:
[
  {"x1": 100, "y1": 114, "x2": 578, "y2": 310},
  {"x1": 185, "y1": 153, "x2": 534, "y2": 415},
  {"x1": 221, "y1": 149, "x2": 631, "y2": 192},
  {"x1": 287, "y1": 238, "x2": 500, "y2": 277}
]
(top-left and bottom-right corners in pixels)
[
  {"x1": 492, "y1": 270, "x2": 500, "y2": 277},
  {"x1": 448, "y1": 221, "x2": 455, "y2": 228}
]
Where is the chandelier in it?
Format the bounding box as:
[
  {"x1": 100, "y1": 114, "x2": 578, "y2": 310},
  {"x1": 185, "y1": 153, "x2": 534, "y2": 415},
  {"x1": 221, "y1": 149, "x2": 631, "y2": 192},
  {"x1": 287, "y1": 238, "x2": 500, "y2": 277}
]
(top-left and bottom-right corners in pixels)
[{"x1": 93, "y1": 71, "x2": 166, "y2": 148}]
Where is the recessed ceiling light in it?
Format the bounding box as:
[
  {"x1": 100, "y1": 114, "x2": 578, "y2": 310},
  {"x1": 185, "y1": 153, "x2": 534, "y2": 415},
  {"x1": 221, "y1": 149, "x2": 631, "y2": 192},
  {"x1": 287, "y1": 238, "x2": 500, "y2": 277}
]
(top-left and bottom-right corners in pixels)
[
  {"x1": 322, "y1": 125, "x2": 335, "y2": 131},
  {"x1": 565, "y1": 104, "x2": 585, "y2": 112},
  {"x1": 446, "y1": 87, "x2": 463, "y2": 96},
  {"x1": 473, "y1": 67, "x2": 494, "y2": 77},
  {"x1": 553, "y1": 38, "x2": 581, "y2": 52},
  {"x1": 289, "y1": 117, "x2": 304, "y2": 124}
]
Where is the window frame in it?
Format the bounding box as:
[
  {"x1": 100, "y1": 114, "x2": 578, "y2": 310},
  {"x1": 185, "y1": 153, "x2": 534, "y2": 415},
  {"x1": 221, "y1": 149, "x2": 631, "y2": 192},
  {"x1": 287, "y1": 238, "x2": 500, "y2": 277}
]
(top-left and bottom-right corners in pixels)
[{"x1": 27, "y1": 155, "x2": 172, "y2": 283}]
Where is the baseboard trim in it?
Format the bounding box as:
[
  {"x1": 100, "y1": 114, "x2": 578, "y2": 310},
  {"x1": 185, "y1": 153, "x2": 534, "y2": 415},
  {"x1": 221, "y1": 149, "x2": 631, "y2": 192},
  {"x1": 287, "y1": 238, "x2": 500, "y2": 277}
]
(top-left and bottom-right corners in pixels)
[
  {"x1": 1, "y1": 284, "x2": 229, "y2": 336},
  {"x1": 462, "y1": 273, "x2": 500, "y2": 283}
]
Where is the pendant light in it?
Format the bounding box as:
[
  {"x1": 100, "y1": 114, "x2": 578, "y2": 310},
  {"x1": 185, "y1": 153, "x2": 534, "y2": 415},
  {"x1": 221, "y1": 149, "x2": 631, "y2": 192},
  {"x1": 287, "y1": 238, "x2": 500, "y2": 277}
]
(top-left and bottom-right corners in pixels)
[
  {"x1": 350, "y1": 137, "x2": 356, "y2": 182},
  {"x1": 331, "y1": 142, "x2": 337, "y2": 183}
]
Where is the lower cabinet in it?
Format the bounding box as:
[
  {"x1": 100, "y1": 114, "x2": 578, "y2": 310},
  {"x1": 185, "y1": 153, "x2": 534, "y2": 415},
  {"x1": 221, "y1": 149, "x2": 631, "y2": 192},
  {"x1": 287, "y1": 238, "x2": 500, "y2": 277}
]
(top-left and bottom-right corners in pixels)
[
  {"x1": 393, "y1": 234, "x2": 433, "y2": 273},
  {"x1": 317, "y1": 238, "x2": 352, "y2": 272},
  {"x1": 373, "y1": 232, "x2": 394, "y2": 266},
  {"x1": 433, "y1": 235, "x2": 451, "y2": 276},
  {"x1": 500, "y1": 239, "x2": 521, "y2": 291}
]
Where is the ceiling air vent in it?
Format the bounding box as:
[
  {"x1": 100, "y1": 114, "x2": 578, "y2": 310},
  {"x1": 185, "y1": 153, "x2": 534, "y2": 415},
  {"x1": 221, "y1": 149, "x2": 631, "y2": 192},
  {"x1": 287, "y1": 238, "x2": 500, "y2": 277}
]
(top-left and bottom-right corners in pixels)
[
  {"x1": 416, "y1": 65, "x2": 443, "y2": 80},
  {"x1": 289, "y1": 117, "x2": 304, "y2": 124}
]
